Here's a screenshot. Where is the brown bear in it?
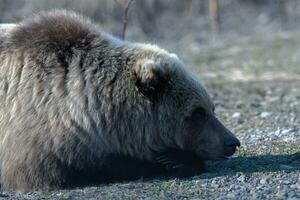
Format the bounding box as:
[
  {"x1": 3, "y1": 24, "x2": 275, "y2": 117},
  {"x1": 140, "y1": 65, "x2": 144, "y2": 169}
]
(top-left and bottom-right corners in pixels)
[{"x1": 0, "y1": 10, "x2": 240, "y2": 192}]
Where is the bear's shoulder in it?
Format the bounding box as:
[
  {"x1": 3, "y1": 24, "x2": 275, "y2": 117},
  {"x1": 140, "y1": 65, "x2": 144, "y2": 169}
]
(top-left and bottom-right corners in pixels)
[{"x1": 9, "y1": 10, "x2": 104, "y2": 52}]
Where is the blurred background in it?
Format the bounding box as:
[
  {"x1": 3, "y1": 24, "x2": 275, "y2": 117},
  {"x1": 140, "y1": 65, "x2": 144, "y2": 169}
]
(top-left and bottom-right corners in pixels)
[
  {"x1": 1, "y1": 0, "x2": 300, "y2": 42},
  {"x1": 1, "y1": 0, "x2": 300, "y2": 83},
  {"x1": 1, "y1": 0, "x2": 300, "y2": 71}
]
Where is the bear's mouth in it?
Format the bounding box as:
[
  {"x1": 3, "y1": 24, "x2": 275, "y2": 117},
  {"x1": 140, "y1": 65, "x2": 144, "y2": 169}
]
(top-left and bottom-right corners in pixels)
[
  {"x1": 210, "y1": 147, "x2": 239, "y2": 160},
  {"x1": 216, "y1": 154, "x2": 238, "y2": 161},
  {"x1": 224, "y1": 146, "x2": 238, "y2": 157},
  {"x1": 196, "y1": 146, "x2": 239, "y2": 161}
]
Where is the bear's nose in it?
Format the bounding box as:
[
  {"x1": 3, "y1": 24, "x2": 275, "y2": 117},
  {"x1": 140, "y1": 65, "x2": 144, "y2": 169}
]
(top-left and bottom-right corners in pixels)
[{"x1": 225, "y1": 137, "x2": 241, "y2": 148}]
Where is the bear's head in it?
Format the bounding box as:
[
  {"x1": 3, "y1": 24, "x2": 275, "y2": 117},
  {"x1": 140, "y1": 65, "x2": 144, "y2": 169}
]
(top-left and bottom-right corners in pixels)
[{"x1": 132, "y1": 46, "x2": 240, "y2": 160}]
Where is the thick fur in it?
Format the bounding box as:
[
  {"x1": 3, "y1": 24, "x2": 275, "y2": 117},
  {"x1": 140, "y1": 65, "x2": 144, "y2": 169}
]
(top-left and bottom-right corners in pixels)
[{"x1": 0, "y1": 10, "x2": 234, "y2": 192}]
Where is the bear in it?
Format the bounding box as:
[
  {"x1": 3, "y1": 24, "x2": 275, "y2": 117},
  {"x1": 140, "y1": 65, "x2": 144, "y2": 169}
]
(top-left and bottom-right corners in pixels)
[{"x1": 0, "y1": 10, "x2": 240, "y2": 192}]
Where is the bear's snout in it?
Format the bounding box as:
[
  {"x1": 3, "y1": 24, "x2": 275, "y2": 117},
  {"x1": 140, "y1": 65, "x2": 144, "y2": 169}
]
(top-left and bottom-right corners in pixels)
[
  {"x1": 224, "y1": 136, "x2": 240, "y2": 148},
  {"x1": 224, "y1": 136, "x2": 240, "y2": 157}
]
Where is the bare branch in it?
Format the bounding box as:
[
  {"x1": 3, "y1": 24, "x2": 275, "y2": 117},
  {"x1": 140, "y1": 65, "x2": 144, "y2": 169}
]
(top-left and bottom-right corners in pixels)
[
  {"x1": 209, "y1": 0, "x2": 220, "y2": 36},
  {"x1": 116, "y1": 0, "x2": 134, "y2": 40}
]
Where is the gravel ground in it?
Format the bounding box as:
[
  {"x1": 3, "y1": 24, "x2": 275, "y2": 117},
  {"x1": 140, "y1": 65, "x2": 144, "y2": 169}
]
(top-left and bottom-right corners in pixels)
[{"x1": 1, "y1": 31, "x2": 300, "y2": 199}]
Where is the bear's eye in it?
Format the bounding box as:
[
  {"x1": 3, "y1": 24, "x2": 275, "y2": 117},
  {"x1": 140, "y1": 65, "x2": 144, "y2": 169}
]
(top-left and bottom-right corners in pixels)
[{"x1": 192, "y1": 107, "x2": 208, "y2": 119}]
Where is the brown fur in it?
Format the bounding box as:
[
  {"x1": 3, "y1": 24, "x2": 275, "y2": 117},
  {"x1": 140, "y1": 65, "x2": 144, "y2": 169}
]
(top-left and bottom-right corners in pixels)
[{"x1": 0, "y1": 10, "x2": 239, "y2": 192}]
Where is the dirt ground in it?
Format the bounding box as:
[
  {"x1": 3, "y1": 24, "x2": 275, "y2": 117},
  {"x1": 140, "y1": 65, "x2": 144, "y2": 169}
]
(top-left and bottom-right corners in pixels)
[{"x1": 1, "y1": 30, "x2": 300, "y2": 199}]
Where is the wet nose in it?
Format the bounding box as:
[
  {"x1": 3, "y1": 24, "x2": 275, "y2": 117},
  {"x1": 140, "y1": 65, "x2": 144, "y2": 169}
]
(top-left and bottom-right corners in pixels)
[{"x1": 225, "y1": 137, "x2": 241, "y2": 148}]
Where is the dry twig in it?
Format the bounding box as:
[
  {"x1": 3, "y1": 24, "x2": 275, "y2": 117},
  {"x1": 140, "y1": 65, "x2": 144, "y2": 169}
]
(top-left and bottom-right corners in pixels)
[{"x1": 115, "y1": 0, "x2": 134, "y2": 40}]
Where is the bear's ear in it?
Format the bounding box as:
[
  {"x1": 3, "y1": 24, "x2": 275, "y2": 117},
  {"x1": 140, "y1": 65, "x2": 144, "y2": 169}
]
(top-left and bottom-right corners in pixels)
[{"x1": 134, "y1": 59, "x2": 169, "y2": 99}]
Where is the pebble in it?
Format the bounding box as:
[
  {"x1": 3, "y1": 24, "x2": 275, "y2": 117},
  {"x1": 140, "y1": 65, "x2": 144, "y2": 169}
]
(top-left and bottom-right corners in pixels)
[
  {"x1": 290, "y1": 184, "x2": 300, "y2": 189},
  {"x1": 0, "y1": 192, "x2": 9, "y2": 198},
  {"x1": 260, "y1": 112, "x2": 272, "y2": 118},
  {"x1": 260, "y1": 178, "x2": 268, "y2": 184},
  {"x1": 281, "y1": 128, "x2": 296, "y2": 134},
  {"x1": 276, "y1": 191, "x2": 287, "y2": 198},
  {"x1": 237, "y1": 175, "x2": 246, "y2": 182},
  {"x1": 232, "y1": 112, "x2": 241, "y2": 118},
  {"x1": 226, "y1": 193, "x2": 236, "y2": 199}
]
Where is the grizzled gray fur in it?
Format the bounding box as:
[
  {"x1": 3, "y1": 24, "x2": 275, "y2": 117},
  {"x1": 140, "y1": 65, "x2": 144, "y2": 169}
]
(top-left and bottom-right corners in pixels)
[{"x1": 0, "y1": 10, "x2": 240, "y2": 192}]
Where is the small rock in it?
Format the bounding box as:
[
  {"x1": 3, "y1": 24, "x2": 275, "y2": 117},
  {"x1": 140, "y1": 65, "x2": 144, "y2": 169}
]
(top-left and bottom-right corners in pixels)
[
  {"x1": 226, "y1": 193, "x2": 236, "y2": 199},
  {"x1": 290, "y1": 184, "x2": 300, "y2": 189},
  {"x1": 267, "y1": 96, "x2": 279, "y2": 102},
  {"x1": 274, "y1": 129, "x2": 281, "y2": 136},
  {"x1": 235, "y1": 101, "x2": 244, "y2": 108},
  {"x1": 0, "y1": 192, "x2": 9, "y2": 198},
  {"x1": 237, "y1": 118, "x2": 245, "y2": 124},
  {"x1": 260, "y1": 112, "x2": 272, "y2": 118},
  {"x1": 211, "y1": 183, "x2": 219, "y2": 188},
  {"x1": 260, "y1": 178, "x2": 268, "y2": 184},
  {"x1": 56, "y1": 192, "x2": 63, "y2": 196},
  {"x1": 283, "y1": 137, "x2": 294, "y2": 142},
  {"x1": 232, "y1": 112, "x2": 241, "y2": 118},
  {"x1": 276, "y1": 191, "x2": 287, "y2": 198},
  {"x1": 250, "y1": 103, "x2": 261, "y2": 108},
  {"x1": 281, "y1": 128, "x2": 295, "y2": 134},
  {"x1": 237, "y1": 175, "x2": 246, "y2": 182}
]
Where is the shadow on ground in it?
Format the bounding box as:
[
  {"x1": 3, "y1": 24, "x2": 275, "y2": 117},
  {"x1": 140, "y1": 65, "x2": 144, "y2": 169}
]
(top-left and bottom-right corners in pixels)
[
  {"x1": 202, "y1": 152, "x2": 300, "y2": 178},
  {"x1": 98, "y1": 152, "x2": 300, "y2": 185},
  {"x1": 37, "y1": 149, "x2": 300, "y2": 189}
]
